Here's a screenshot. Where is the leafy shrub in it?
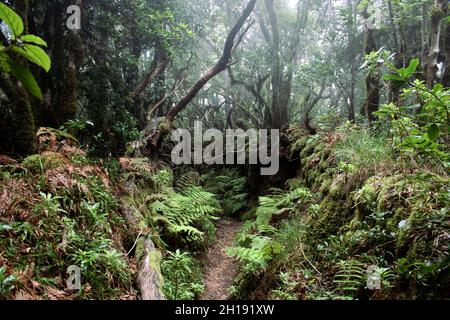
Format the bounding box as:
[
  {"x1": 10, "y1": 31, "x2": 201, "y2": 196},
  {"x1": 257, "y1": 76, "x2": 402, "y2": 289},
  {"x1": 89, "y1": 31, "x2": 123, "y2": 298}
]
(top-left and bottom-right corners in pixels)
[
  {"x1": 161, "y1": 250, "x2": 204, "y2": 300},
  {"x1": 376, "y1": 58, "x2": 450, "y2": 170}
]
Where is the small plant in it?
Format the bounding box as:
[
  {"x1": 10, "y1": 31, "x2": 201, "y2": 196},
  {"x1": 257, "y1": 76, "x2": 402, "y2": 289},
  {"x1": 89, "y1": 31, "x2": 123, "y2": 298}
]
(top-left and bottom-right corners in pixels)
[
  {"x1": 0, "y1": 267, "x2": 16, "y2": 298},
  {"x1": 36, "y1": 193, "x2": 66, "y2": 217},
  {"x1": 333, "y1": 259, "x2": 366, "y2": 299},
  {"x1": 161, "y1": 250, "x2": 204, "y2": 300}
]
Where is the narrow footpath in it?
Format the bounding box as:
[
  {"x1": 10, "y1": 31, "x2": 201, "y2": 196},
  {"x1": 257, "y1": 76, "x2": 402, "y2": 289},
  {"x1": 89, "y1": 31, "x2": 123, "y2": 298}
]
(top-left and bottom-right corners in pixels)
[{"x1": 200, "y1": 219, "x2": 242, "y2": 300}]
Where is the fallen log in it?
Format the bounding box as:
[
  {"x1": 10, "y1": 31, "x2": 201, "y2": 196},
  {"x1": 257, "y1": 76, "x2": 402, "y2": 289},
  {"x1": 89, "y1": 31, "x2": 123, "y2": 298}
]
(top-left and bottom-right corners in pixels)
[{"x1": 135, "y1": 237, "x2": 165, "y2": 300}]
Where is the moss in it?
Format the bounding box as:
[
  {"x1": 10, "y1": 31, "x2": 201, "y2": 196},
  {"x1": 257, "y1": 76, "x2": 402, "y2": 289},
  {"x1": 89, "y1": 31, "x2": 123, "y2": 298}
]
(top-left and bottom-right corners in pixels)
[
  {"x1": 313, "y1": 194, "x2": 350, "y2": 236},
  {"x1": 57, "y1": 72, "x2": 78, "y2": 125},
  {"x1": 348, "y1": 207, "x2": 364, "y2": 231},
  {"x1": 22, "y1": 152, "x2": 66, "y2": 173},
  {"x1": 300, "y1": 142, "x2": 315, "y2": 159},
  {"x1": 135, "y1": 237, "x2": 164, "y2": 289},
  {"x1": 285, "y1": 178, "x2": 303, "y2": 191},
  {"x1": 319, "y1": 176, "x2": 333, "y2": 194},
  {"x1": 0, "y1": 76, "x2": 36, "y2": 156},
  {"x1": 290, "y1": 136, "x2": 309, "y2": 159},
  {"x1": 313, "y1": 143, "x2": 324, "y2": 154}
]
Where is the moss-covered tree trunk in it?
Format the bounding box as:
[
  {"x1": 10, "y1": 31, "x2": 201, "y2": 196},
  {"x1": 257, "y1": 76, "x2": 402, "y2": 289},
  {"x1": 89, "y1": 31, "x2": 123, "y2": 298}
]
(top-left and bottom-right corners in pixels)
[
  {"x1": 0, "y1": 76, "x2": 36, "y2": 156},
  {"x1": 0, "y1": 0, "x2": 36, "y2": 156}
]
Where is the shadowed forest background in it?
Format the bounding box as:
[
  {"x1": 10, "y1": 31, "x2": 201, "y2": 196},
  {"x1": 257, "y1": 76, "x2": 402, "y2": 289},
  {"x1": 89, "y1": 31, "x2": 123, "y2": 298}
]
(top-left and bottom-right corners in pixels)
[{"x1": 0, "y1": 0, "x2": 449, "y2": 300}]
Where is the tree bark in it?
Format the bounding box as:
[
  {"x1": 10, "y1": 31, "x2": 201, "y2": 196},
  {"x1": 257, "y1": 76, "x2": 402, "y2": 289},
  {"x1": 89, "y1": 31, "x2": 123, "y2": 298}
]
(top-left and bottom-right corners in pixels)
[
  {"x1": 362, "y1": 9, "x2": 380, "y2": 121},
  {"x1": 387, "y1": 0, "x2": 404, "y2": 103},
  {"x1": 442, "y1": 11, "x2": 450, "y2": 87},
  {"x1": 136, "y1": 237, "x2": 165, "y2": 300},
  {"x1": 425, "y1": 0, "x2": 448, "y2": 88},
  {"x1": 264, "y1": 0, "x2": 283, "y2": 129}
]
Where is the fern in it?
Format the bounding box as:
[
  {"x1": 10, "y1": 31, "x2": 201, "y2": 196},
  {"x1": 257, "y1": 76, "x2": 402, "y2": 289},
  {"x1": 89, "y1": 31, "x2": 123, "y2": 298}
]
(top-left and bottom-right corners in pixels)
[
  {"x1": 333, "y1": 260, "x2": 366, "y2": 297},
  {"x1": 201, "y1": 170, "x2": 248, "y2": 216},
  {"x1": 229, "y1": 187, "x2": 313, "y2": 272},
  {"x1": 175, "y1": 170, "x2": 200, "y2": 191},
  {"x1": 149, "y1": 185, "x2": 220, "y2": 244},
  {"x1": 227, "y1": 235, "x2": 284, "y2": 269},
  {"x1": 149, "y1": 169, "x2": 174, "y2": 193}
]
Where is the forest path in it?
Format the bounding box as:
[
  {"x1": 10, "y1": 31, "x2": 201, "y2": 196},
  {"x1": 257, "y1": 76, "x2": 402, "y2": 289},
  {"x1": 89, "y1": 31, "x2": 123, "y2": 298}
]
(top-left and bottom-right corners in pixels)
[{"x1": 200, "y1": 218, "x2": 242, "y2": 300}]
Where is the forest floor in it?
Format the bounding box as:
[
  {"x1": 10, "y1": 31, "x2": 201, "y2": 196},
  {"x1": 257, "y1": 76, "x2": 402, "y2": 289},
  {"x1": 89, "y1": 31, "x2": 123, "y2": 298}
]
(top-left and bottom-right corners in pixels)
[{"x1": 200, "y1": 218, "x2": 242, "y2": 300}]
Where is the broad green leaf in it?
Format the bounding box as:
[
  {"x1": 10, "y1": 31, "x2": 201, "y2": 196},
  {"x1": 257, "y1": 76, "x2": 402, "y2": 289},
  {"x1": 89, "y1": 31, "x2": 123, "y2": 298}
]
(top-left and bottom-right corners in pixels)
[
  {"x1": 432, "y1": 83, "x2": 444, "y2": 94},
  {"x1": 0, "y1": 3, "x2": 24, "y2": 37},
  {"x1": 428, "y1": 124, "x2": 440, "y2": 142},
  {"x1": 12, "y1": 44, "x2": 51, "y2": 72},
  {"x1": 0, "y1": 224, "x2": 12, "y2": 231},
  {"x1": 383, "y1": 73, "x2": 404, "y2": 82},
  {"x1": 405, "y1": 58, "x2": 420, "y2": 77},
  {"x1": 7, "y1": 59, "x2": 43, "y2": 99},
  {"x1": 20, "y1": 35, "x2": 47, "y2": 47}
]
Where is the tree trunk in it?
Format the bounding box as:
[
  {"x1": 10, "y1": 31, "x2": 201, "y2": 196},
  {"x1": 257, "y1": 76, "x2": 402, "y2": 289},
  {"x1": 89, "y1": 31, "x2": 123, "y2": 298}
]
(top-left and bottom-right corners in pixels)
[
  {"x1": 57, "y1": 0, "x2": 84, "y2": 125},
  {"x1": 0, "y1": 76, "x2": 36, "y2": 156},
  {"x1": 363, "y1": 9, "x2": 380, "y2": 121},
  {"x1": 425, "y1": 0, "x2": 448, "y2": 88},
  {"x1": 387, "y1": 0, "x2": 404, "y2": 103},
  {"x1": 345, "y1": 0, "x2": 357, "y2": 121},
  {"x1": 264, "y1": 0, "x2": 283, "y2": 129},
  {"x1": 442, "y1": 13, "x2": 450, "y2": 87}
]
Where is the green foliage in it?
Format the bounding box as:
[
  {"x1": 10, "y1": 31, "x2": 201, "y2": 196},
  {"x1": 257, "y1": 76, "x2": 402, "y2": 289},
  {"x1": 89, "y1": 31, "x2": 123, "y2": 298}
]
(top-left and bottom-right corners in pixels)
[
  {"x1": 227, "y1": 235, "x2": 284, "y2": 270},
  {"x1": 0, "y1": 3, "x2": 50, "y2": 99},
  {"x1": 149, "y1": 185, "x2": 220, "y2": 245},
  {"x1": 201, "y1": 169, "x2": 248, "y2": 216},
  {"x1": 229, "y1": 187, "x2": 313, "y2": 272},
  {"x1": 334, "y1": 124, "x2": 393, "y2": 170},
  {"x1": 161, "y1": 250, "x2": 204, "y2": 300},
  {"x1": 383, "y1": 58, "x2": 420, "y2": 82},
  {"x1": 333, "y1": 260, "x2": 365, "y2": 298},
  {"x1": 376, "y1": 59, "x2": 450, "y2": 168},
  {"x1": 0, "y1": 266, "x2": 16, "y2": 298},
  {"x1": 0, "y1": 154, "x2": 131, "y2": 299},
  {"x1": 0, "y1": 3, "x2": 24, "y2": 37}
]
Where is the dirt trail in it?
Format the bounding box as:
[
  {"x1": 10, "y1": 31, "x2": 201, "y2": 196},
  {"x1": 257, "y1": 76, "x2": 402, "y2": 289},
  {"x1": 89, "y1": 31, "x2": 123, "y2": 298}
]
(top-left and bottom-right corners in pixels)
[{"x1": 200, "y1": 218, "x2": 242, "y2": 300}]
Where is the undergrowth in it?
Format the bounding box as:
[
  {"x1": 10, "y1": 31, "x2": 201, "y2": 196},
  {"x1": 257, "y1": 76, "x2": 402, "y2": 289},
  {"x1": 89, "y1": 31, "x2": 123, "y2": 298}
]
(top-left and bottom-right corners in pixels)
[{"x1": 230, "y1": 124, "x2": 449, "y2": 300}]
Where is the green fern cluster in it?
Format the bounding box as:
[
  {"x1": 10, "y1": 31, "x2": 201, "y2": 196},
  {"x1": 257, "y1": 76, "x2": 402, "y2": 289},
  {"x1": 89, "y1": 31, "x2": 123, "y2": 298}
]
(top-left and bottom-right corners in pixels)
[
  {"x1": 245, "y1": 187, "x2": 313, "y2": 235},
  {"x1": 174, "y1": 170, "x2": 200, "y2": 191},
  {"x1": 149, "y1": 186, "x2": 221, "y2": 245},
  {"x1": 227, "y1": 235, "x2": 284, "y2": 269},
  {"x1": 201, "y1": 169, "x2": 247, "y2": 216},
  {"x1": 228, "y1": 187, "x2": 313, "y2": 270}
]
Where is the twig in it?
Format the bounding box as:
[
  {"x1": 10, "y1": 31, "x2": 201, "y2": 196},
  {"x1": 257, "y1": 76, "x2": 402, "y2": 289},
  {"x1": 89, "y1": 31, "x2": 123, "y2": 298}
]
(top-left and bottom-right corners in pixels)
[{"x1": 127, "y1": 228, "x2": 143, "y2": 257}]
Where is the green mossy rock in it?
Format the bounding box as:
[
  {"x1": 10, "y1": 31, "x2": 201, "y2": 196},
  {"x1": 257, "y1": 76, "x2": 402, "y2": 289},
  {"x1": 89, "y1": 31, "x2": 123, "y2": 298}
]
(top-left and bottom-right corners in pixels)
[{"x1": 21, "y1": 152, "x2": 67, "y2": 173}]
